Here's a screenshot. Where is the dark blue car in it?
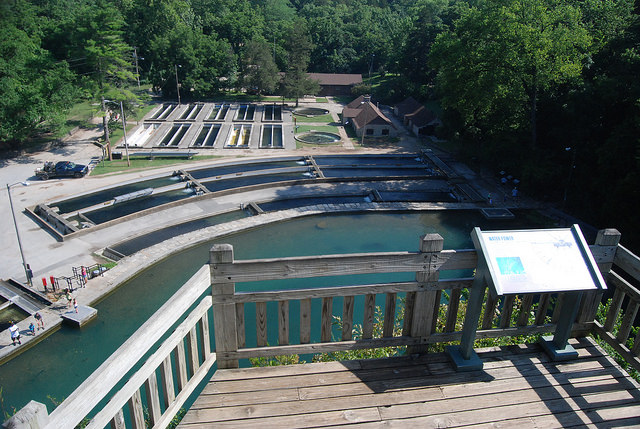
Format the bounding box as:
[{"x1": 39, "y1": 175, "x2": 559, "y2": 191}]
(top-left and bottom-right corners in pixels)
[{"x1": 35, "y1": 161, "x2": 88, "y2": 180}]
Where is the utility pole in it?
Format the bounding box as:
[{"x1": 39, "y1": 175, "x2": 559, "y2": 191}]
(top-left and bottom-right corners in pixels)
[
  {"x1": 120, "y1": 101, "x2": 131, "y2": 167},
  {"x1": 175, "y1": 64, "x2": 181, "y2": 105},
  {"x1": 133, "y1": 47, "x2": 140, "y2": 88}
]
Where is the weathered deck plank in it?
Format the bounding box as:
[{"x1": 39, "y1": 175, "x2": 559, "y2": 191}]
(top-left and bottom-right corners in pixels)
[{"x1": 178, "y1": 337, "x2": 640, "y2": 428}]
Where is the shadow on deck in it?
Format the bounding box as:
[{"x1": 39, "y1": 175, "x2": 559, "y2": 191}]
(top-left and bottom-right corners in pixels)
[{"x1": 180, "y1": 337, "x2": 640, "y2": 428}]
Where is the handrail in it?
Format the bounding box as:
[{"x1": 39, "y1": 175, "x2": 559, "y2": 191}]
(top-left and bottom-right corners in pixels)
[
  {"x1": 8, "y1": 228, "x2": 640, "y2": 429},
  {"x1": 45, "y1": 266, "x2": 210, "y2": 429},
  {"x1": 88, "y1": 296, "x2": 214, "y2": 429},
  {"x1": 591, "y1": 229, "x2": 640, "y2": 372}
]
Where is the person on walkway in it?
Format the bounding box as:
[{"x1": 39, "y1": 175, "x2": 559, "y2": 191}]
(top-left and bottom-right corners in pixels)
[
  {"x1": 81, "y1": 266, "x2": 87, "y2": 286},
  {"x1": 9, "y1": 322, "x2": 20, "y2": 345},
  {"x1": 73, "y1": 298, "x2": 78, "y2": 313},
  {"x1": 66, "y1": 290, "x2": 72, "y2": 308},
  {"x1": 34, "y1": 312, "x2": 44, "y2": 330},
  {"x1": 512, "y1": 187, "x2": 519, "y2": 202},
  {"x1": 28, "y1": 323, "x2": 35, "y2": 336}
]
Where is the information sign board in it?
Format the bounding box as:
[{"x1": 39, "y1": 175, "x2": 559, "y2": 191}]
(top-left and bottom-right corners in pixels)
[{"x1": 472, "y1": 225, "x2": 606, "y2": 296}]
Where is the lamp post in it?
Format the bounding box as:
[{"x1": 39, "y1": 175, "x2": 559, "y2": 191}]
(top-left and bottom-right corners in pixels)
[
  {"x1": 6, "y1": 181, "x2": 31, "y2": 286},
  {"x1": 175, "y1": 64, "x2": 182, "y2": 105}
]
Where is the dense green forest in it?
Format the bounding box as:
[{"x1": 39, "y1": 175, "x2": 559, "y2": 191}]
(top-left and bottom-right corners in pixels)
[{"x1": 1, "y1": 0, "x2": 639, "y2": 250}]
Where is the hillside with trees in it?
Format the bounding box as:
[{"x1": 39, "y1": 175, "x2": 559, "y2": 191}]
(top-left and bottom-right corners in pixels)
[{"x1": 0, "y1": 0, "x2": 639, "y2": 250}]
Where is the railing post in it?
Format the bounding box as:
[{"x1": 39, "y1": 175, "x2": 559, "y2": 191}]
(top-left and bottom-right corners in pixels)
[
  {"x1": 2, "y1": 401, "x2": 49, "y2": 429},
  {"x1": 408, "y1": 234, "x2": 444, "y2": 354},
  {"x1": 210, "y1": 244, "x2": 239, "y2": 369},
  {"x1": 579, "y1": 229, "x2": 621, "y2": 325}
]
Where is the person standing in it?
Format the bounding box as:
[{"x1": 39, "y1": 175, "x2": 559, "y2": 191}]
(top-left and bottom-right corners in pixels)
[
  {"x1": 73, "y1": 298, "x2": 78, "y2": 313},
  {"x1": 9, "y1": 322, "x2": 20, "y2": 345},
  {"x1": 34, "y1": 312, "x2": 44, "y2": 330}
]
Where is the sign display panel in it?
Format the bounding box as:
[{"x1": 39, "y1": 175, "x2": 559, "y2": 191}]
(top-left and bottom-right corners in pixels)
[{"x1": 474, "y1": 226, "x2": 606, "y2": 296}]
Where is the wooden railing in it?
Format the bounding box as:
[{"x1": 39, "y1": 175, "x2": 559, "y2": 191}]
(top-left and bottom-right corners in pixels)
[
  {"x1": 41, "y1": 266, "x2": 215, "y2": 429},
  {"x1": 7, "y1": 228, "x2": 640, "y2": 429},
  {"x1": 592, "y1": 241, "x2": 640, "y2": 372},
  {"x1": 210, "y1": 230, "x2": 623, "y2": 369}
]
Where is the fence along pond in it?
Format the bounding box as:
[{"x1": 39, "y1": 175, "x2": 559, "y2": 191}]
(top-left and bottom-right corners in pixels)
[{"x1": 8, "y1": 228, "x2": 640, "y2": 429}]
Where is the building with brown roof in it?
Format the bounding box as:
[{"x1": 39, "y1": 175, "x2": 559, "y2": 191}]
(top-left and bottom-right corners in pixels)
[
  {"x1": 394, "y1": 97, "x2": 441, "y2": 136},
  {"x1": 308, "y1": 73, "x2": 363, "y2": 96},
  {"x1": 342, "y1": 96, "x2": 397, "y2": 138}
]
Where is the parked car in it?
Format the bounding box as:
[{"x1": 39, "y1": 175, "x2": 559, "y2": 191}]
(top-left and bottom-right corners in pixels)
[{"x1": 35, "y1": 161, "x2": 88, "y2": 180}]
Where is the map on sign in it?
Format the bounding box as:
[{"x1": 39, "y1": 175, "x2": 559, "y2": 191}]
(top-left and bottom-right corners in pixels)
[{"x1": 475, "y1": 227, "x2": 605, "y2": 296}]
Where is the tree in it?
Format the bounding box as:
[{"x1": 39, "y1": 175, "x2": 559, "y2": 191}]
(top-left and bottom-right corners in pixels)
[
  {"x1": 280, "y1": 20, "x2": 319, "y2": 105},
  {"x1": 0, "y1": 2, "x2": 76, "y2": 147},
  {"x1": 431, "y1": 0, "x2": 591, "y2": 150},
  {"x1": 240, "y1": 40, "x2": 280, "y2": 95},
  {"x1": 81, "y1": 0, "x2": 136, "y2": 157},
  {"x1": 399, "y1": 0, "x2": 459, "y2": 96}
]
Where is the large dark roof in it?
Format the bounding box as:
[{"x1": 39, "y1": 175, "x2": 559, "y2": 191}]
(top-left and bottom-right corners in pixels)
[
  {"x1": 308, "y1": 73, "x2": 363, "y2": 86},
  {"x1": 395, "y1": 96, "x2": 424, "y2": 118}
]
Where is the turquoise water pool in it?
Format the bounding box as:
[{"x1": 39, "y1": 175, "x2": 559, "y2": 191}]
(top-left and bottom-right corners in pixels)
[{"x1": 0, "y1": 210, "x2": 543, "y2": 414}]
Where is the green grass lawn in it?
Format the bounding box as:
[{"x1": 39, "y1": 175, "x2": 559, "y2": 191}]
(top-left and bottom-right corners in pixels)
[
  {"x1": 295, "y1": 125, "x2": 340, "y2": 134},
  {"x1": 293, "y1": 113, "x2": 335, "y2": 123},
  {"x1": 90, "y1": 155, "x2": 220, "y2": 176}
]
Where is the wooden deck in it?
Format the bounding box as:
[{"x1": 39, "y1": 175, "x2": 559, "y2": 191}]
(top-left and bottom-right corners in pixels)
[{"x1": 179, "y1": 337, "x2": 640, "y2": 428}]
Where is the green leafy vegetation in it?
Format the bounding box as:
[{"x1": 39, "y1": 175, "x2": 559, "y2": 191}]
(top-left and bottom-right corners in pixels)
[
  {"x1": 1, "y1": 0, "x2": 639, "y2": 247},
  {"x1": 90, "y1": 156, "x2": 220, "y2": 176}
]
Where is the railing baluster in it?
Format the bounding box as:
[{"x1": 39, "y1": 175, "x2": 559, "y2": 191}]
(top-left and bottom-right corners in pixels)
[
  {"x1": 383, "y1": 293, "x2": 397, "y2": 337},
  {"x1": 431, "y1": 290, "x2": 441, "y2": 334},
  {"x1": 199, "y1": 312, "x2": 211, "y2": 358},
  {"x1": 535, "y1": 293, "x2": 551, "y2": 325},
  {"x1": 500, "y1": 295, "x2": 515, "y2": 329},
  {"x1": 144, "y1": 372, "x2": 161, "y2": 427},
  {"x1": 362, "y1": 294, "x2": 376, "y2": 339},
  {"x1": 445, "y1": 289, "x2": 461, "y2": 332},
  {"x1": 160, "y1": 355, "x2": 175, "y2": 409},
  {"x1": 321, "y1": 297, "x2": 333, "y2": 342},
  {"x1": 552, "y1": 293, "x2": 564, "y2": 323},
  {"x1": 187, "y1": 326, "x2": 200, "y2": 375},
  {"x1": 256, "y1": 302, "x2": 268, "y2": 347},
  {"x1": 616, "y1": 300, "x2": 639, "y2": 344},
  {"x1": 300, "y1": 298, "x2": 311, "y2": 344},
  {"x1": 236, "y1": 303, "x2": 245, "y2": 349},
  {"x1": 279, "y1": 300, "x2": 289, "y2": 345},
  {"x1": 517, "y1": 294, "x2": 534, "y2": 327},
  {"x1": 173, "y1": 341, "x2": 188, "y2": 391},
  {"x1": 109, "y1": 409, "x2": 125, "y2": 429},
  {"x1": 128, "y1": 389, "x2": 145, "y2": 429},
  {"x1": 604, "y1": 288, "x2": 625, "y2": 332},
  {"x1": 482, "y1": 292, "x2": 497, "y2": 329},
  {"x1": 632, "y1": 328, "x2": 640, "y2": 356},
  {"x1": 402, "y1": 291, "x2": 416, "y2": 336},
  {"x1": 342, "y1": 296, "x2": 355, "y2": 341}
]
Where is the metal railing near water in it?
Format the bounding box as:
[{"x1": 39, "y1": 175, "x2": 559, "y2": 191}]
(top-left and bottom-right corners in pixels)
[{"x1": 8, "y1": 228, "x2": 640, "y2": 429}]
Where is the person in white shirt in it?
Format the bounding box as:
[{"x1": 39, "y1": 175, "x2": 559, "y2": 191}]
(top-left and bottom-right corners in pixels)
[{"x1": 9, "y1": 322, "x2": 21, "y2": 345}]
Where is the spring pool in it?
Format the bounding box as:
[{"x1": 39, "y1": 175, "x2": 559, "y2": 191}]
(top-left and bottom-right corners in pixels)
[{"x1": 0, "y1": 210, "x2": 546, "y2": 414}]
